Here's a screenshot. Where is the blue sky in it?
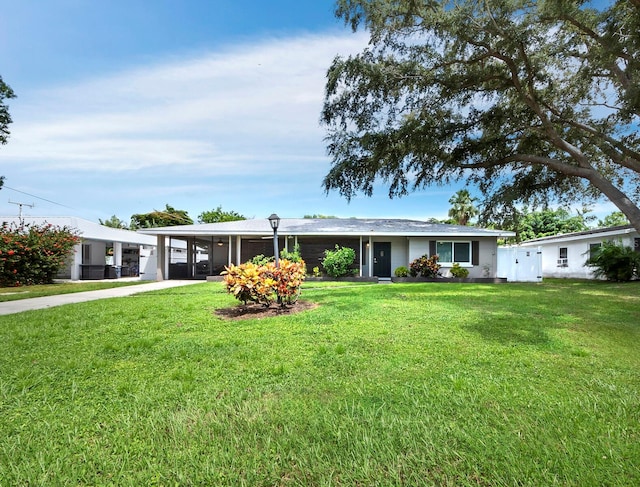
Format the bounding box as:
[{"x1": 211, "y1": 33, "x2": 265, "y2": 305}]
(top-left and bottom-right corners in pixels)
[{"x1": 0, "y1": 0, "x2": 616, "y2": 224}]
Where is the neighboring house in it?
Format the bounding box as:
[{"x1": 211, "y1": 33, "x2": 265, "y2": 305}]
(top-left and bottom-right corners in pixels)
[
  {"x1": 519, "y1": 225, "x2": 640, "y2": 279},
  {"x1": 139, "y1": 218, "x2": 515, "y2": 281},
  {"x1": 1, "y1": 216, "x2": 158, "y2": 281}
]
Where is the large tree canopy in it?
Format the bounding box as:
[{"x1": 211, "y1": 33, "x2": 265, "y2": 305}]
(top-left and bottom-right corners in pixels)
[{"x1": 322, "y1": 0, "x2": 640, "y2": 232}]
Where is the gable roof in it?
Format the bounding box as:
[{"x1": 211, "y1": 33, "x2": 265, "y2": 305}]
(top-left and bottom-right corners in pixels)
[
  {"x1": 139, "y1": 218, "x2": 515, "y2": 238},
  {"x1": 1, "y1": 216, "x2": 157, "y2": 246},
  {"x1": 520, "y1": 224, "x2": 638, "y2": 246}
]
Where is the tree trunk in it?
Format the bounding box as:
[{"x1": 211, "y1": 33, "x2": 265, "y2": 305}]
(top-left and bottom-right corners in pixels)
[{"x1": 588, "y1": 171, "x2": 640, "y2": 233}]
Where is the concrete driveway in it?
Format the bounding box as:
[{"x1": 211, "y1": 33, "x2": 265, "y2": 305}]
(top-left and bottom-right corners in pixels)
[{"x1": 0, "y1": 280, "x2": 204, "y2": 316}]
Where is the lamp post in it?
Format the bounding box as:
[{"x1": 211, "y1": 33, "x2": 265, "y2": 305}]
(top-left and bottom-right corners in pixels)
[{"x1": 268, "y1": 213, "x2": 280, "y2": 268}]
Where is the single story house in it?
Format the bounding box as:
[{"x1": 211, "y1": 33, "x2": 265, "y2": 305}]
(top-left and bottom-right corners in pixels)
[
  {"x1": 139, "y1": 218, "x2": 515, "y2": 281},
  {"x1": 518, "y1": 224, "x2": 640, "y2": 279},
  {"x1": 1, "y1": 216, "x2": 158, "y2": 281}
]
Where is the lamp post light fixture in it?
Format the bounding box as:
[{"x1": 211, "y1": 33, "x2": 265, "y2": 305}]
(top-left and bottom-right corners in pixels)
[{"x1": 268, "y1": 213, "x2": 280, "y2": 268}]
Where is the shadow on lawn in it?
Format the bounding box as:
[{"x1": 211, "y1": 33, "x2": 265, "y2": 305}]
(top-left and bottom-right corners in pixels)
[{"x1": 463, "y1": 311, "x2": 557, "y2": 348}]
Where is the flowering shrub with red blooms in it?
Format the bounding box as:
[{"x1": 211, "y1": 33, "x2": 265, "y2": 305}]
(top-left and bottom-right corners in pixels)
[
  {"x1": 222, "y1": 259, "x2": 306, "y2": 307},
  {"x1": 409, "y1": 254, "x2": 442, "y2": 278},
  {"x1": 0, "y1": 221, "x2": 80, "y2": 287}
]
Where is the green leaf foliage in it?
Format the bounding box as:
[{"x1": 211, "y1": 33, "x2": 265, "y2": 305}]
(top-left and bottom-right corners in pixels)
[
  {"x1": 598, "y1": 211, "x2": 630, "y2": 228},
  {"x1": 450, "y1": 263, "x2": 470, "y2": 278},
  {"x1": 585, "y1": 241, "x2": 640, "y2": 281},
  {"x1": 99, "y1": 215, "x2": 130, "y2": 229},
  {"x1": 448, "y1": 190, "x2": 478, "y2": 226},
  {"x1": 394, "y1": 265, "x2": 409, "y2": 277},
  {"x1": 0, "y1": 222, "x2": 80, "y2": 286},
  {"x1": 322, "y1": 245, "x2": 356, "y2": 278},
  {"x1": 197, "y1": 205, "x2": 245, "y2": 224},
  {"x1": 0, "y1": 75, "x2": 16, "y2": 146},
  {"x1": 323, "y1": 0, "x2": 640, "y2": 232},
  {"x1": 131, "y1": 204, "x2": 193, "y2": 228},
  {"x1": 518, "y1": 207, "x2": 590, "y2": 241}
]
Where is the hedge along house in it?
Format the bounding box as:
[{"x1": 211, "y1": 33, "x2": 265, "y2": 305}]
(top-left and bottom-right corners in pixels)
[
  {"x1": 1, "y1": 216, "x2": 158, "y2": 281},
  {"x1": 518, "y1": 224, "x2": 640, "y2": 279},
  {"x1": 139, "y1": 218, "x2": 515, "y2": 281}
]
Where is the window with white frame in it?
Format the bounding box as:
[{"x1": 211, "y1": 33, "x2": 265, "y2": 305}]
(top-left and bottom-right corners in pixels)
[
  {"x1": 557, "y1": 247, "x2": 568, "y2": 267},
  {"x1": 436, "y1": 241, "x2": 471, "y2": 264}
]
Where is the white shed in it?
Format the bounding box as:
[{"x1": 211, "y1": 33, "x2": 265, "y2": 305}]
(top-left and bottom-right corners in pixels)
[{"x1": 518, "y1": 225, "x2": 639, "y2": 279}]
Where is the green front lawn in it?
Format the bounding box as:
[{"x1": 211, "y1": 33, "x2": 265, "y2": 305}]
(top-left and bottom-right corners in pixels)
[
  {"x1": 0, "y1": 280, "x2": 151, "y2": 302},
  {"x1": 0, "y1": 281, "x2": 638, "y2": 485}
]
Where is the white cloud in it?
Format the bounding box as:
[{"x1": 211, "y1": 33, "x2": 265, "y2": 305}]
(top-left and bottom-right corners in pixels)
[
  {"x1": 3, "y1": 32, "x2": 368, "y2": 175},
  {"x1": 0, "y1": 29, "x2": 458, "y2": 222}
]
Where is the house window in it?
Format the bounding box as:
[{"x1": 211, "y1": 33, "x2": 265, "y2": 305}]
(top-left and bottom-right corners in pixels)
[
  {"x1": 436, "y1": 241, "x2": 471, "y2": 264},
  {"x1": 557, "y1": 247, "x2": 568, "y2": 267},
  {"x1": 589, "y1": 243, "x2": 602, "y2": 257}
]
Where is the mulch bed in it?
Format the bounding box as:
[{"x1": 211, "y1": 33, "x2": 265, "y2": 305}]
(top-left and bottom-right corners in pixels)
[{"x1": 214, "y1": 300, "x2": 318, "y2": 321}]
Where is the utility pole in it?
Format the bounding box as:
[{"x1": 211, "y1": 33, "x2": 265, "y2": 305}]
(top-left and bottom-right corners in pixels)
[{"x1": 8, "y1": 200, "x2": 35, "y2": 228}]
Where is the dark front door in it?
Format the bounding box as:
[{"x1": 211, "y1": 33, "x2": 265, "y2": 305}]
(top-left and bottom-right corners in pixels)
[{"x1": 373, "y1": 242, "x2": 392, "y2": 277}]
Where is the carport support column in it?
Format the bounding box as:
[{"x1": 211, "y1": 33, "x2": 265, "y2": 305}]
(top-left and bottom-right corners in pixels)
[
  {"x1": 156, "y1": 235, "x2": 166, "y2": 281},
  {"x1": 187, "y1": 237, "x2": 194, "y2": 278},
  {"x1": 113, "y1": 242, "x2": 123, "y2": 269},
  {"x1": 359, "y1": 236, "x2": 363, "y2": 277},
  {"x1": 368, "y1": 236, "x2": 373, "y2": 277},
  {"x1": 235, "y1": 237, "x2": 242, "y2": 266}
]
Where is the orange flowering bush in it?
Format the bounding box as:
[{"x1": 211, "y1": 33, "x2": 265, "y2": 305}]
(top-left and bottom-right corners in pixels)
[
  {"x1": 222, "y1": 259, "x2": 306, "y2": 307},
  {"x1": 270, "y1": 259, "x2": 306, "y2": 305},
  {"x1": 0, "y1": 222, "x2": 80, "y2": 286},
  {"x1": 222, "y1": 262, "x2": 276, "y2": 306}
]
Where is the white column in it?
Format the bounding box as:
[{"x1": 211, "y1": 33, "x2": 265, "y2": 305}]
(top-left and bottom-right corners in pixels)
[
  {"x1": 113, "y1": 242, "x2": 123, "y2": 267},
  {"x1": 368, "y1": 237, "x2": 373, "y2": 277},
  {"x1": 359, "y1": 236, "x2": 363, "y2": 277},
  {"x1": 71, "y1": 242, "x2": 82, "y2": 281},
  {"x1": 235, "y1": 236, "x2": 242, "y2": 265}
]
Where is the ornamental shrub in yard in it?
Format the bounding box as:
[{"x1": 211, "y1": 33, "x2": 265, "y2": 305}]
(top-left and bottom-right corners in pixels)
[
  {"x1": 0, "y1": 221, "x2": 80, "y2": 286},
  {"x1": 222, "y1": 259, "x2": 305, "y2": 306},
  {"x1": 270, "y1": 259, "x2": 306, "y2": 305},
  {"x1": 322, "y1": 245, "x2": 356, "y2": 278},
  {"x1": 394, "y1": 266, "x2": 409, "y2": 277},
  {"x1": 450, "y1": 262, "x2": 469, "y2": 278},
  {"x1": 409, "y1": 254, "x2": 441, "y2": 278},
  {"x1": 585, "y1": 241, "x2": 640, "y2": 281}
]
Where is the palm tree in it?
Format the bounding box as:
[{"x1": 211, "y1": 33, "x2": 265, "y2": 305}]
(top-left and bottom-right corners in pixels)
[{"x1": 448, "y1": 190, "x2": 478, "y2": 226}]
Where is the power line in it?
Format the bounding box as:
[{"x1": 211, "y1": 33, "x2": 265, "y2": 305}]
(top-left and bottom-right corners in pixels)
[{"x1": 3, "y1": 185, "x2": 76, "y2": 210}]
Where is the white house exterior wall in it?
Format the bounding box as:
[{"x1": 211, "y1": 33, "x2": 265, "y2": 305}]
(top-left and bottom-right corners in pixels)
[
  {"x1": 407, "y1": 237, "x2": 498, "y2": 278},
  {"x1": 385, "y1": 237, "x2": 408, "y2": 277},
  {"x1": 475, "y1": 239, "x2": 498, "y2": 279},
  {"x1": 520, "y1": 227, "x2": 639, "y2": 279}
]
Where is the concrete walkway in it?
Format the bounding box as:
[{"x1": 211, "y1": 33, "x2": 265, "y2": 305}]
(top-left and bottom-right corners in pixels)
[{"x1": 0, "y1": 280, "x2": 203, "y2": 316}]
